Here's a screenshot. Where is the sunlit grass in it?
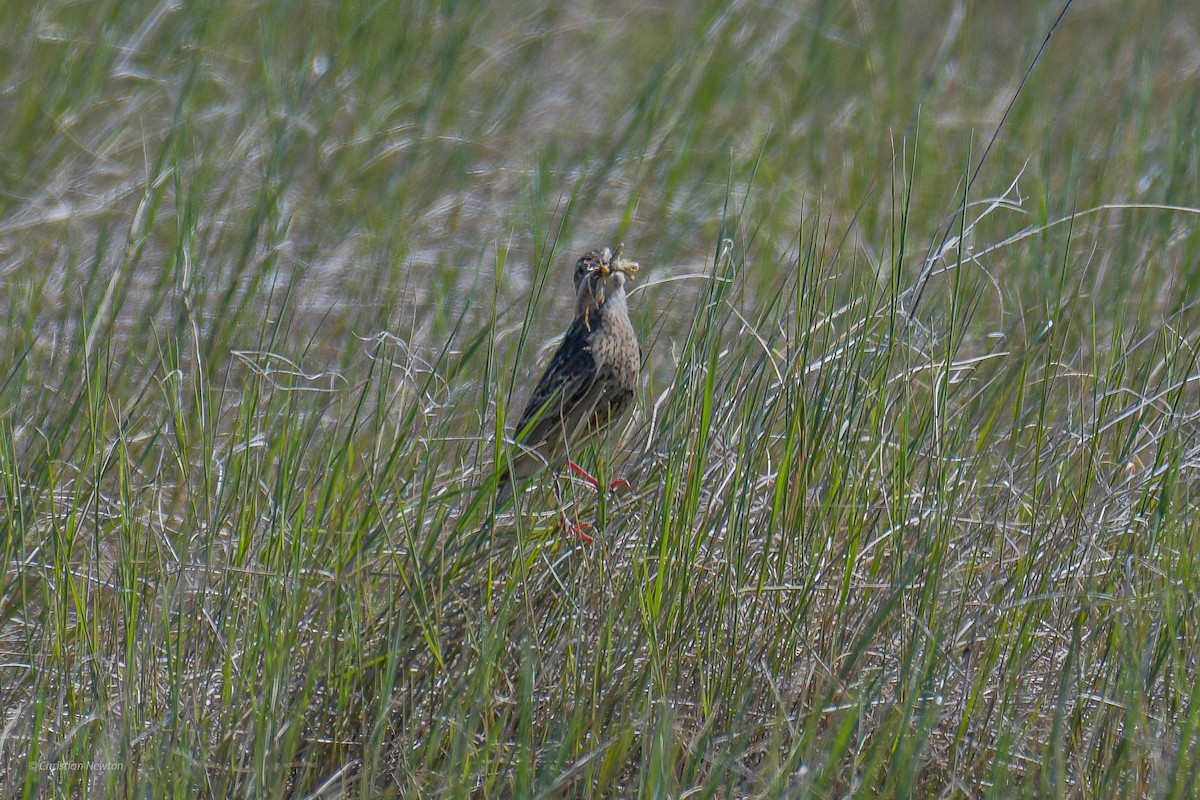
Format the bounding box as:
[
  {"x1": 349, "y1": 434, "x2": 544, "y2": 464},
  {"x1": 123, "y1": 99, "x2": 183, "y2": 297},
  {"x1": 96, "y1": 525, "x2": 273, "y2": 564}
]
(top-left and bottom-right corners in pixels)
[{"x1": 2, "y1": 0, "x2": 1199, "y2": 796}]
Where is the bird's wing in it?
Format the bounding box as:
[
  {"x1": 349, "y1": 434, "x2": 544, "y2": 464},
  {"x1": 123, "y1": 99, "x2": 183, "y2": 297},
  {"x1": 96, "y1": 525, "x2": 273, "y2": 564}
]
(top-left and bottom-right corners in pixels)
[
  {"x1": 513, "y1": 318, "x2": 598, "y2": 450},
  {"x1": 566, "y1": 365, "x2": 631, "y2": 450}
]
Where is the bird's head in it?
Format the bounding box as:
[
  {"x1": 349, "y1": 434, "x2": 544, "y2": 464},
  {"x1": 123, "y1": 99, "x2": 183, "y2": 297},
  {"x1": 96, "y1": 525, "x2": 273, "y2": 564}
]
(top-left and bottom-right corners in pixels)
[{"x1": 574, "y1": 244, "x2": 639, "y2": 308}]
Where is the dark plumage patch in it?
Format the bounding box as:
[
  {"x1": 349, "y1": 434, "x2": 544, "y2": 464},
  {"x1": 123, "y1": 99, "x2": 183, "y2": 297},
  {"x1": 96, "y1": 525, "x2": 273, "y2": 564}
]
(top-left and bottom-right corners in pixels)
[{"x1": 513, "y1": 315, "x2": 599, "y2": 441}]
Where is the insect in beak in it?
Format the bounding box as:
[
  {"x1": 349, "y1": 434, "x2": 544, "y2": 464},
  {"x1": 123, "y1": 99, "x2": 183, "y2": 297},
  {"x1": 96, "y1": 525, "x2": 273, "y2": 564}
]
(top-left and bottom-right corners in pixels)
[{"x1": 609, "y1": 242, "x2": 639, "y2": 279}]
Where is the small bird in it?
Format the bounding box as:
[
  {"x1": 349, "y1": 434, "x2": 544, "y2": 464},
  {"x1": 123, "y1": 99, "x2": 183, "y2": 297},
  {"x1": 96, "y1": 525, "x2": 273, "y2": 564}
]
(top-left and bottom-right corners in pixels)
[{"x1": 496, "y1": 245, "x2": 641, "y2": 534}]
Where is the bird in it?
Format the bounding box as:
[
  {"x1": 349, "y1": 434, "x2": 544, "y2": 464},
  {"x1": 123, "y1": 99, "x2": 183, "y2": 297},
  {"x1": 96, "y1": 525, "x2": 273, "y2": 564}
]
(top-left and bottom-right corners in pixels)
[{"x1": 496, "y1": 245, "x2": 641, "y2": 538}]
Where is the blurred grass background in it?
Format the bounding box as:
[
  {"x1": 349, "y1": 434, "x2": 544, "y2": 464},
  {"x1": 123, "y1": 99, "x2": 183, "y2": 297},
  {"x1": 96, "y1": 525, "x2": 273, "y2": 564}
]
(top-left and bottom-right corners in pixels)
[{"x1": 2, "y1": 0, "x2": 1200, "y2": 796}]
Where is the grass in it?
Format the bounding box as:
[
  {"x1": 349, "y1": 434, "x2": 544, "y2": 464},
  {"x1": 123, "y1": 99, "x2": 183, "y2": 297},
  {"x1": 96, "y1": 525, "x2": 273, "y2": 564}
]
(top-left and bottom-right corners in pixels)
[{"x1": 2, "y1": 0, "x2": 1200, "y2": 796}]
